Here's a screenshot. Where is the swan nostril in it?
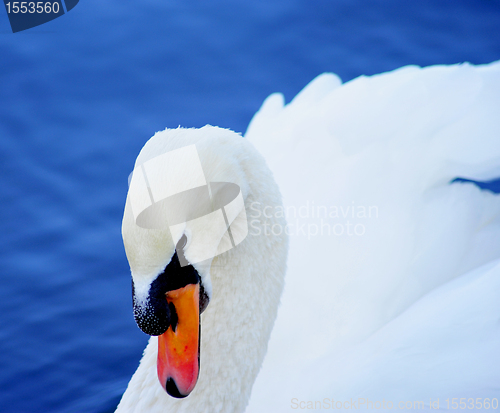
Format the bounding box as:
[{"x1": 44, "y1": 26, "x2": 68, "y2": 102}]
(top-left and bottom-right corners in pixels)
[
  {"x1": 169, "y1": 302, "x2": 178, "y2": 332},
  {"x1": 166, "y1": 377, "x2": 187, "y2": 398}
]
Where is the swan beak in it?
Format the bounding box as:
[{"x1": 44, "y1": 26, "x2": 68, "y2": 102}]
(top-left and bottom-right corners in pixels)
[{"x1": 157, "y1": 283, "x2": 200, "y2": 398}]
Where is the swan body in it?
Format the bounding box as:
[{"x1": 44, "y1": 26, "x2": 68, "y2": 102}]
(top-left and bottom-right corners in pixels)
[{"x1": 117, "y1": 61, "x2": 500, "y2": 412}]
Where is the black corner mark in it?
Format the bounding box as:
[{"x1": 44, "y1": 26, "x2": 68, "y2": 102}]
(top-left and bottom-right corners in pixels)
[
  {"x1": 3, "y1": 0, "x2": 79, "y2": 33},
  {"x1": 64, "y1": 0, "x2": 77, "y2": 11}
]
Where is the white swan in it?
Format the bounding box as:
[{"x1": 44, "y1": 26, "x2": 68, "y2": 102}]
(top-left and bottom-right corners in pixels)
[
  {"x1": 117, "y1": 61, "x2": 500, "y2": 412},
  {"x1": 116, "y1": 126, "x2": 288, "y2": 413}
]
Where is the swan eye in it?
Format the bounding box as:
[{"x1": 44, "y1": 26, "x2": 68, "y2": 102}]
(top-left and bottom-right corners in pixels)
[
  {"x1": 175, "y1": 234, "x2": 189, "y2": 267},
  {"x1": 199, "y1": 283, "x2": 209, "y2": 314},
  {"x1": 177, "y1": 234, "x2": 187, "y2": 250}
]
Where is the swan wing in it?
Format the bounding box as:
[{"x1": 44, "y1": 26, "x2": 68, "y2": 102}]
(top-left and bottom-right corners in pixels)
[{"x1": 246, "y1": 61, "x2": 500, "y2": 410}]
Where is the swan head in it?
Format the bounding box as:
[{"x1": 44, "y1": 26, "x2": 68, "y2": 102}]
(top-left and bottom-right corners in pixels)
[{"x1": 122, "y1": 126, "x2": 253, "y2": 398}]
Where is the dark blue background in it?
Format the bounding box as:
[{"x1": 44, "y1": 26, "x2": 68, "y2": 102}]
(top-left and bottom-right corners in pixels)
[{"x1": 0, "y1": 1, "x2": 499, "y2": 412}]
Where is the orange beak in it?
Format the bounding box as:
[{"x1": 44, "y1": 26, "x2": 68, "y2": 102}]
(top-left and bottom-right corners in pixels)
[{"x1": 157, "y1": 283, "x2": 200, "y2": 398}]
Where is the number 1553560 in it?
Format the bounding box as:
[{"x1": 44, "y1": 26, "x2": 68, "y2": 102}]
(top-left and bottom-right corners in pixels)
[{"x1": 5, "y1": 2, "x2": 60, "y2": 14}]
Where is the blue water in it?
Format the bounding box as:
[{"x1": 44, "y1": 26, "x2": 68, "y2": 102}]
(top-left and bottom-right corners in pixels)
[{"x1": 0, "y1": 1, "x2": 499, "y2": 412}]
